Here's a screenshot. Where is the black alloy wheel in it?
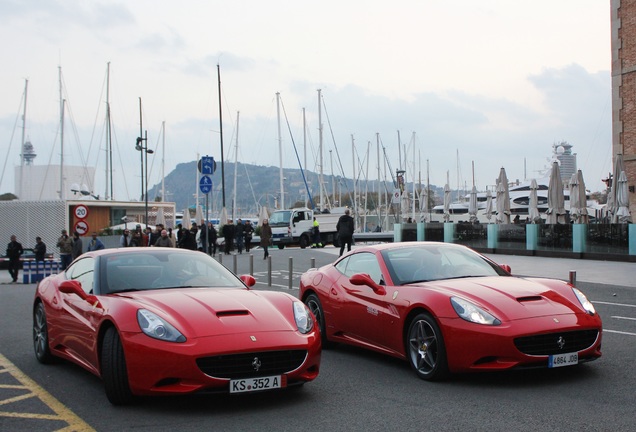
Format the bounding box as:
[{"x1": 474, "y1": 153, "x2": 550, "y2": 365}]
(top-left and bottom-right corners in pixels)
[{"x1": 406, "y1": 313, "x2": 449, "y2": 381}]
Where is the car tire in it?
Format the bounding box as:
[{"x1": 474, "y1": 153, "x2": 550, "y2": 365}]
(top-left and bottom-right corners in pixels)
[
  {"x1": 299, "y1": 235, "x2": 309, "y2": 249},
  {"x1": 278, "y1": 244, "x2": 285, "y2": 250},
  {"x1": 304, "y1": 293, "x2": 331, "y2": 348},
  {"x1": 406, "y1": 313, "x2": 449, "y2": 381},
  {"x1": 101, "y1": 327, "x2": 133, "y2": 405},
  {"x1": 33, "y1": 302, "x2": 54, "y2": 364}
]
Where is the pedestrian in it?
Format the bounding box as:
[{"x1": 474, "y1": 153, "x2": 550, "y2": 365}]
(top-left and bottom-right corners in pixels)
[
  {"x1": 259, "y1": 218, "x2": 272, "y2": 260},
  {"x1": 57, "y1": 229, "x2": 73, "y2": 270},
  {"x1": 120, "y1": 229, "x2": 131, "y2": 247},
  {"x1": 222, "y1": 220, "x2": 235, "y2": 255},
  {"x1": 130, "y1": 225, "x2": 143, "y2": 247},
  {"x1": 244, "y1": 220, "x2": 254, "y2": 253},
  {"x1": 167, "y1": 227, "x2": 177, "y2": 247},
  {"x1": 198, "y1": 219, "x2": 208, "y2": 253},
  {"x1": 235, "y1": 219, "x2": 245, "y2": 254},
  {"x1": 71, "y1": 231, "x2": 83, "y2": 261},
  {"x1": 311, "y1": 217, "x2": 322, "y2": 248},
  {"x1": 154, "y1": 230, "x2": 174, "y2": 247},
  {"x1": 178, "y1": 227, "x2": 197, "y2": 250},
  {"x1": 87, "y1": 232, "x2": 105, "y2": 251},
  {"x1": 208, "y1": 222, "x2": 218, "y2": 256},
  {"x1": 6, "y1": 235, "x2": 24, "y2": 283},
  {"x1": 336, "y1": 208, "x2": 355, "y2": 257},
  {"x1": 34, "y1": 236, "x2": 47, "y2": 262}
]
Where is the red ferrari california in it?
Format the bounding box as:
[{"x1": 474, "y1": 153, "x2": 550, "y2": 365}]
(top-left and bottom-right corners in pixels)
[
  {"x1": 299, "y1": 242, "x2": 601, "y2": 380},
  {"x1": 33, "y1": 248, "x2": 320, "y2": 404}
]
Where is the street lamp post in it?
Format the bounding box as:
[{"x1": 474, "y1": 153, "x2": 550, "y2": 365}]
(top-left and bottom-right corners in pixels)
[{"x1": 136, "y1": 131, "x2": 154, "y2": 227}]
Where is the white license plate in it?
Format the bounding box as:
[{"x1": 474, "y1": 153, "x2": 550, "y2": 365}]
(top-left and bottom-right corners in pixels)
[
  {"x1": 230, "y1": 376, "x2": 282, "y2": 393},
  {"x1": 548, "y1": 352, "x2": 578, "y2": 368}
]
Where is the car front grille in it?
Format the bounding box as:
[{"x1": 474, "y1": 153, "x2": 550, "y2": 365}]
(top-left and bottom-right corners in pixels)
[
  {"x1": 514, "y1": 329, "x2": 599, "y2": 356},
  {"x1": 196, "y1": 350, "x2": 308, "y2": 379}
]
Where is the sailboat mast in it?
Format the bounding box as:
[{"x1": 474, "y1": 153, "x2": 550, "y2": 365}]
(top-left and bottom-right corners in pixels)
[
  {"x1": 59, "y1": 66, "x2": 65, "y2": 200},
  {"x1": 303, "y1": 107, "x2": 308, "y2": 208},
  {"x1": 376, "y1": 133, "x2": 381, "y2": 229},
  {"x1": 106, "y1": 62, "x2": 112, "y2": 200},
  {"x1": 233, "y1": 111, "x2": 240, "y2": 218},
  {"x1": 217, "y1": 64, "x2": 226, "y2": 208},
  {"x1": 351, "y1": 134, "x2": 356, "y2": 217},
  {"x1": 318, "y1": 89, "x2": 324, "y2": 211},
  {"x1": 412, "y1": 133, "x2": 416, "y2": 221},
  {"x1": 161, "y1": 121, "x2": 165, "y2": 203},
  {"x1": 18, "y1": 79, "x2": 28, "y2": 198},
  {"x1": 276, "y1": 93, "x2": 284, "y2": 210}
]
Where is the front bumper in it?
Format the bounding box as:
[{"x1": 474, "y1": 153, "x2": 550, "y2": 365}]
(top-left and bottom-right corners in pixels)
[{"x1": 121, "y1": 329, "x2": 321, "y2": 396}]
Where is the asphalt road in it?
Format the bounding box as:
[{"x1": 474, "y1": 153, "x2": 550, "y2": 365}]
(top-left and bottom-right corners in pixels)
[{"x1": 1, "y1": 246, "x2": 635, "y2": 431}]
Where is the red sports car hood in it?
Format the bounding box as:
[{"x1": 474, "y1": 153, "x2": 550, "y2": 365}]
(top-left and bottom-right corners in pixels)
[
  {"x1": 425, "y1": 276, "x2": 583, "y2": 321},
  {"x1": 116, "y1": 288, "x2": 296, "y2": 338}
]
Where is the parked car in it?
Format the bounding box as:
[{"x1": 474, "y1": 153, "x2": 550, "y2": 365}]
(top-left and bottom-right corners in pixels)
[
  {"x1": 0, "y1": 248, "x2": 54, "y2": 270},
  {"x1": 299, "y1": 242, "x2": 602, "y2": 380},
  {"x1": 33, "y1": 247, "x2": 321, "y2": 404}
]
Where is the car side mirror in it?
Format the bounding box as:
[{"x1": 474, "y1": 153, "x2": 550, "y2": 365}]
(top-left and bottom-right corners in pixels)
[
  {"x1": 500, "y1": 264, "x2": 511, "y2": 273},
  {"x1": 59, "y1": 280, "x2": 102, "y2": 308},
  {"x1": 350, "y1": 273, "x2": 386, "y2": 295},
  {"x1": 240, "y1": 274, "x2": 256, "y2": 288}
]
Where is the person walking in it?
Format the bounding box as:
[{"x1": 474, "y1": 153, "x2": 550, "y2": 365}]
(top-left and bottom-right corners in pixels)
[
  {"x1": 222, "y1": 220, "x2": 235, "y2": 255},
  {"x1": 57, "y1": 229, "x2": 73, "y2": 270},
  {"x1": 259, "y1": 218, "x2": 272, "y2": 260},
  {"x1": 235, "y1": 219, "x2": 245, "y2": 254},
  {"x1": 208, "y1": 223, "x2": 218, "y2": 256},
  {"x1": 34, "y1": 236, "x2": 47, "y2": 262},
  {"x1": 336, "y1": 208, "x2": 355, "y2": 257},
  {"x1": 71, "y1": 231, "x2": 83, "y2": 261},
  {"x1": 243, "y1": 220, "x2": 254, "y2": 253},
  {"x1": 311, "y1": 217, "x2": 322, "y2": 248},
  {"x1": 87, "y1": 232, "x2": 105, "y2": 251},
  {"x1": 198, "y1": 219, "x2": 208, "y2": 253},
  {"x1": 6, "y1": 235, "x2": 24, "y2": 283}
]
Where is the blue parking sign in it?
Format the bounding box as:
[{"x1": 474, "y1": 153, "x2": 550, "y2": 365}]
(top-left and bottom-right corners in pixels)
[{"x1": 199, "y1": 175, "x2": 213, "y2": 194}]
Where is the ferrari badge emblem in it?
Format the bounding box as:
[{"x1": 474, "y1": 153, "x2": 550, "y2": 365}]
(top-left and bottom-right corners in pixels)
[
  {"x1": 252, "y1": 357, "x2": 262, "y2": 371},
  {"x1": 250, "y1": 336, "x2": 257, "y2": 342}
]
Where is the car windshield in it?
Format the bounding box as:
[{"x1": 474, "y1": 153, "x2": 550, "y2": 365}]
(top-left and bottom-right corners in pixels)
[
  {"x1": 381, "y1": 244, "x2": 507, "y2": 285},
  {"x1": 268, "y1": 211, "x2": 292, "y2": 227},
  {"x1": 103, "y1": 250, "x2": 245, "y2": 294}
]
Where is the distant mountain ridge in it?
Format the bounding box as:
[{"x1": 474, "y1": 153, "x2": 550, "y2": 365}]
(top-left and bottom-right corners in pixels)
[{"x1": 147, "y1": 161, "x2": 444, "y2": 215}]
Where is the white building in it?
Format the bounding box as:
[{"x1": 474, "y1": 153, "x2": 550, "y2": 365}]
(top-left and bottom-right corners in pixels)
[{"x1": 15, "y1": 164, "x2": 97, "y2": 201}]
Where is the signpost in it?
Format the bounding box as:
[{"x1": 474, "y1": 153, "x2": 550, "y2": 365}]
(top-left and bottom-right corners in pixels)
[
  {"x1": 74, "y1": 220, "x2": 89, "y2": 236},
  {"x1": 197, "y1": 156, "x2": 215, "y2": 255},
  {"x1": 74, "y1": 205, "x2": 89, "y2": 219},
  {"x1": 199, "y1": 175, "x2": 213, "y2": 194}
]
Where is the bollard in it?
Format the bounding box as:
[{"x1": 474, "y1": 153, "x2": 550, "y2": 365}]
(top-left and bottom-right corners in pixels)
[
  {"x1": 23, "y1": 261, "x2": 31, "y2": 284},
  {"x1": 249, "y1": 254, "x2": 254, "y2": 275},
  {"x1": 569, "y1": 270, "x2": 576, "y2": 286},
  {"x1": 233, "y1": 254, "x2": 237, "y2": 274},
  {"x1": 311, "y1": 257, "x2": 316, "y2": 269},
  {"x1": 267, "y1": 256, "x2": 272, "y2": 286},
  {"x1": 288, "y1": 257, "x2": 293, "y2": 290}
]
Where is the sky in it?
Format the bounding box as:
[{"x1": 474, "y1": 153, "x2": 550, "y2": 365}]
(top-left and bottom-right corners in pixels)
[{"x1": 0, "y1": 0, "x2": 613, "y2": 203}]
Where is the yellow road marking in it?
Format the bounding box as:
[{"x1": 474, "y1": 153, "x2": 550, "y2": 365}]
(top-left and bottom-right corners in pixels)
[{"x1": 0, "y1": 353, "x2": 95, "y2": 431}]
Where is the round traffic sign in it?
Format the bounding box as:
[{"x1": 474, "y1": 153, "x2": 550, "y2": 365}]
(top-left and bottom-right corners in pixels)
[
  {"x1": 74, "y1": 204, "x2": 89, "y2": 219},
  {"x1": 74, "y1": 220, "x2": 89, "y2": 236}
]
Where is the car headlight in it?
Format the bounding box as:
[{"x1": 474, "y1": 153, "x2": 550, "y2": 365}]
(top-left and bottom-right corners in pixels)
[
  {"x1": 293, "y1": 301, "x2": 314, "y2": 334},
  {"x1": 451, "y1": 297, "x2": 501, "y2": 325},
  {"x1": 137, "y1": 309, "x2": 186, "y2": 342},
  {"x1": 572, "y1": 288, "x2": 596, "y2": 315}
]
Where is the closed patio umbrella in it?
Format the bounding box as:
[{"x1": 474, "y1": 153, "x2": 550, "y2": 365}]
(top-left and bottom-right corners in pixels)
[
  {"x1": 616, "y1": 171, "x2": 632, "y2": 223},
  {"x1": 528, "y1": 179, "x2": 541, "y2": 223},
  {"x1": 419, "y1": 188, "x2": 429, "y2": 222},
  {"x1": 577, "y1": 170, "x2": 589, "y2": 224},
  {"x1": 545, "y1": 161, "x2": 565, "y2": 224},
  {"x1": 443, "y1": 183, "x2": 451, "y2": 222},
  {"x1": 495, "y1": 167, "x2": 510, "y2": 224},
  {"x1": 569, "y1": 173, "x2": 581, "y2": 223},
  {"x1": 468, "y1": 185, "x2": 478, "y2": 223},
  {"x1": 485, "y1": 189, "x2": 493, "y2": 222},
  {"x1": 611, "y1": 154, "x2": 627, "y2": 223}
]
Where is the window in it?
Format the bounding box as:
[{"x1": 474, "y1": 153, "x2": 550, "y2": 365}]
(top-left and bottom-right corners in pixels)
[
  {"x1": 67, "y1": 257, "x2": 95, "y2": 294},
  {"x1": 338, "y1": 252, "x2": 383, "y2": 285}
]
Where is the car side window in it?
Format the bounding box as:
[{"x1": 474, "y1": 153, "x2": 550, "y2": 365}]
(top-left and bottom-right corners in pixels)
[
  {"x1": 67, "y1": 257, "x2": 95, "y2": 294},
  {"x1": 340, "y1": 252, "x2": 383, "y2": 285}
]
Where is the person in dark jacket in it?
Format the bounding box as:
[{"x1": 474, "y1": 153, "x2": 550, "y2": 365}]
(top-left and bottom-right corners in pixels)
[
  {"x1": 71, "y1": 231, "x2": 83, "y2": 260},
  {"x1": 336, "y1": 208, "x2": 355, "y2": 257},
  {"x1": 34, "y1": 237, "x2": 47, "y2": 262},
  {"x1": 222, "y1": 220, "x2": 235, "y2": 255},
  {"x1": 235, "y1": 219, "x2": 245, "y2": 254},
  {"x1": 243, "y1": 220, "x2": 254, "y2": 253},
  {"x1": 259, "y1": 219, "x2": 272, "y2": 260},
  {"x1": 6, "y1": 235, "x2": 24, "y2": 283}
]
